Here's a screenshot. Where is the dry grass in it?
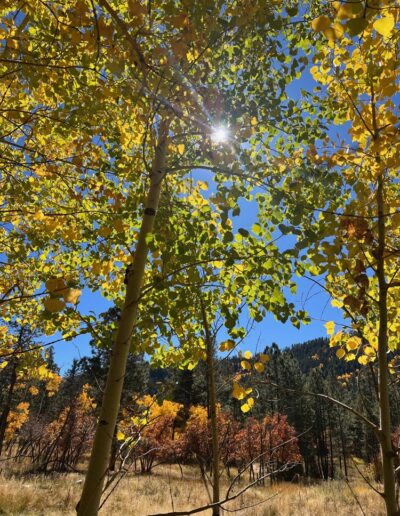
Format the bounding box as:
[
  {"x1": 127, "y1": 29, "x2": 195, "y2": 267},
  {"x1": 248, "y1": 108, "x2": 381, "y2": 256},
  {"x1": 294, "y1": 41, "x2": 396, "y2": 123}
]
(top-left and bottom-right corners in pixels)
[{"x1": 0, "y1": 464, "x2": 385, "y2": 515}]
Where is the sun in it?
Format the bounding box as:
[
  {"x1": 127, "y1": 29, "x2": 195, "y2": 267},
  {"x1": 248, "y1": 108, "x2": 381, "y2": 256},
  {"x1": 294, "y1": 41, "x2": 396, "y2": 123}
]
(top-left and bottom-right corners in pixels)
[{"x1": 210, "y1": 125, "x2": 229, "y2": 144}]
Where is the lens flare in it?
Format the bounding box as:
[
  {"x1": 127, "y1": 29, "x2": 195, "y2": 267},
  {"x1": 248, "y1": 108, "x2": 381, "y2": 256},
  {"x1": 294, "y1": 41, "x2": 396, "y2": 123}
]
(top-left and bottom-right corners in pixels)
[{"x1": 210, "y1": 126, "x2": 229, "y2": 143}]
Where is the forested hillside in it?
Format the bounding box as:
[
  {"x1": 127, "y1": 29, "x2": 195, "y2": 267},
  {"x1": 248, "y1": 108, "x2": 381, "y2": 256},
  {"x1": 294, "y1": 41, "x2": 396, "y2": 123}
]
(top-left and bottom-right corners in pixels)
[{"x1": 1, "y1": 334, "x2": 396, "y2": 484}]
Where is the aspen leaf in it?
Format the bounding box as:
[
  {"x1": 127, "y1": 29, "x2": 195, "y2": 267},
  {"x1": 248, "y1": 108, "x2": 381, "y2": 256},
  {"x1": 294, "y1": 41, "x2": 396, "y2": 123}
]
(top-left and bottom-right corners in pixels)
[
  {"x1": 247, "y1": 397, "x2": 254, "y2": 407},
  {"x1": 99, "y1": 226, "x2": 112, "y2": 237},
  {"x1": 38, "y1": 364, "x2": 48, "y2": 377},
  {"x1": 241, "y1": 360, "x2": 251, "y2": 370},
  {"x1": 322, "y1": 28, "x2": 336, "y2": 41},
  {"x1": 186, "y1": 49, "x2": 199, "y2": 62},
  {"x1": 219, "y1": 339, "x2": 235, "y2": 351},
  {"x1": 46, "y1": 278, "x2": 66, "y2": 293},
  {"x1": 232, "y1": 382, "x2": 246, "y2": 400},
  {"x1": 116, "y1": 430, "x2": 125, "y2": 441},
  {"x1": 241, "y1": 403, "x2": 251, "y2": 413},
  {"x1": 346, "y1": 336, "x2": 361, "y2": 350},
  {"x1": 336, "y1": 348, "x2": 345, "y2": 359},
  {"x1": 311, "y1": 15, "x2": 331, "y2": 32},
  {"x1": 197, "y1": 181, "x2": 208, "y2": 190},
  {"x1": 62, "y1": 288, "x2": 81, "y2": 304},
  {"x1": 346, "y1": 17, "x2": 368, "y2": 36},
  {"x1": 373, "y1": 15, "x2": 395, "y2": 39},
  {"x1": 243, "y1": 350, "x2": 252, "y2": 359},
  {"x1": 43, "y1": 298, "x2": 66, "y2": 313},
  {"x1": 259, "y1": 353, "x2": 270, "y2": 363},
  {"x1": 254, "y1": 362, "x2": 265, "y2": 373},
  {"x1": 45, "y1": 278, "x2": 59, "y2": 292},
  {"x1": 324, "y1": 321, "x2": 335, "y2": 336},
  {"x1": 113, "y1": 219, "x2": 125, "y2": 233},
  {"x1": 336, "y1": 3, "x2": 358, "y2": 20},
  {"x1": 177, "y1": 143, "x2": 185, "y2": 155},
  {"x1": 0, "y1": 361, "x2": 8, "y2": 369}
]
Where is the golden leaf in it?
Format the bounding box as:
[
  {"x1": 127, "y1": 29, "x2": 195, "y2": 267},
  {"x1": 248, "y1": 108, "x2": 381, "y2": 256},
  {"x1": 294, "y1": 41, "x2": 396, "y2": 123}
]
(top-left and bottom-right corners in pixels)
[
  {"x1": 336, "y1": 348, "x2": 345, "y2": 359},
  {"x1": 254, "y1": 362, "x2": 265, "y2": 373},
  {"x1": 325, "y1": 321, "x2": 335, "y2": 336},
  {"x1": 241, "y1": 403, "x2": 251, "y2": 413},
  {"x1": 311, "y1": 15, "x2": 331, "y2": 32},
  {"x1": 43, "y1": 298, "x2": 66, "y2": 313},
  {"x1": 373, "y1": 15, "x2": 395, "y2": 39}
]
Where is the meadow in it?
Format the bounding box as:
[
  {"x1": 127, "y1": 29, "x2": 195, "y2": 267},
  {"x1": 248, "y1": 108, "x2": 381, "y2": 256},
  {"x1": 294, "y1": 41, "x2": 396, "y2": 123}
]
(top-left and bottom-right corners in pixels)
[{"x1": 0, "y1": 465, "x2": 385, "y2": 515}]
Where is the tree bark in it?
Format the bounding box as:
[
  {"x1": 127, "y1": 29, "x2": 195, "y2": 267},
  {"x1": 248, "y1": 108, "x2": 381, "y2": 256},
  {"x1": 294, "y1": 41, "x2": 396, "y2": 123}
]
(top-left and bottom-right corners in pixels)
[
  {"x1": 199, "y1": 295, "x2": 220, "y2": 516},
  {"x1": 77, "y1": 122, "x2": 168, "y2": 516},
  {"x1": 376, "y1": 173, "x2": 397, "y2": 515},
  {"x1": 0, "y1": 360, "x2": 17, "y2": 455}
]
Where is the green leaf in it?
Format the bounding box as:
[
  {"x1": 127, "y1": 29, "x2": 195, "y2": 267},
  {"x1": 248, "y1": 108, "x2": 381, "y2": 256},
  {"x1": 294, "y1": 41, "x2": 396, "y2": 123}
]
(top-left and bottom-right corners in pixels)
[
  {"x1": 238, "y1": 228, "x2": 249, "y2": 237},
  {"x1": 346, "y1": 18, "x2": 368, "y2": 36}
]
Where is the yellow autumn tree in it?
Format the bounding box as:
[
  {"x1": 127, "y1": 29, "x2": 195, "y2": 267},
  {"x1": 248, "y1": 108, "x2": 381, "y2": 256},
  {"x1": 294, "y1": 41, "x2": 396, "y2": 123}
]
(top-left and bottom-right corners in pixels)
[{"x1": 307, "y1": 2, "x2": 399, "y2": 513}]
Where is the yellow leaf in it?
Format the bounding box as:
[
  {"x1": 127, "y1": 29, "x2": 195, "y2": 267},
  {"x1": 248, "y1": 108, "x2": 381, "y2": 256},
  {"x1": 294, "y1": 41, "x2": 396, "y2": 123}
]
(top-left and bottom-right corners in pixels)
[
  {"x1": 62, "y1": 288, "x2": 81, "y2": 304},
  {"x1": 254, "y1": 362, "x2": 265, "y2": 373},
  {"x1": 373, "y1": 15, "x2": 395, "y2": 39},
  {"x1": 247, "y1": 397, "x2": 254, "y2": 407},
  {"x1": 325, "y1": 321, "x2": 335, "y2": 336},
  {"x1": 46, "y1": 278, "x2": 66, "y2": 294},
  {"x1": 99, "y1": 226, "x2": 112, "y2": 237},
  {"x1": 177, "y1": 143, "x2": 185, "y2": 155},
  {"x1": 232, "y1": 382, "x2": 246, "y2": 400},
  {"x1": 259, "y1": 353, "x2": 270, "y2": 363},
  {"x1": 251, "y1": 116, "x2": 257, "y2": 126},
  {"x1": 336, "y1": 348, "x2": 345, "y2": 359},
  {"x1": 38, "y1": 364, "x2": 48, "y2": 378},
  {"x1": 241, "y1": 360, "x2": 251, "y2": 370},
  {"x1": 43, "y1": 298, "x2": 66, "y2": 313},
  {"x1": 358, "y1": 355, "x2": 369, "y2": 365},
  {"x1": 0, "y1": 361, "x2": 8, "y2": 369},
  {"x1": 243, "y1": 350, "x2": 252, "y2": 359},
  {"x1": 346, "y1": 336, "x2": 361, "y2": 351},
  {"x1": 197, "y1": 181, "x2": 208, "y2": 191},
  {"x1": 113, "y1": 219, "x2": 125, "y2": 233},
  {"x1": 116, "y1": 430, "x2": 125, "y2": 441},
  {"x1": 186, "y1": 49, "x2": 199, "y2": 63},
  {"x1": 241, "y1": 403, "x2": 251, "y2": 413},
  {"x1": 364, "y1": 346, "x2": 376, "y2": 357},
  {"x1": 219, "y1": 339, "x2": 235, "y2": 352},
  {"x1": 311, "y1": 15, "x2": 331, "y2": 32}
]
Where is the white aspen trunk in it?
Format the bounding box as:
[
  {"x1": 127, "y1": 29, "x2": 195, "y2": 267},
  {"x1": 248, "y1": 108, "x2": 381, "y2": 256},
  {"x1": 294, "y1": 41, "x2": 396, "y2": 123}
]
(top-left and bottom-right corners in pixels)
[
  {"x1": 77, "y1": 122, "x2": 168, "y2": 516},
  {"x1": 376, "y1": 174, "x2": 398, "y2": 516},
  {"x1": 200, "y1": 296, "x2": 221, "y2": 516}
]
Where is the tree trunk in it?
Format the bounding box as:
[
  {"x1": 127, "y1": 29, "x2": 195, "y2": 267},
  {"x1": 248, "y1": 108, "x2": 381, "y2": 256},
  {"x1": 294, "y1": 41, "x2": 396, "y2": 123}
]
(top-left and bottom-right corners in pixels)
[
  {"x1": 77, "y1": 122, "x2": 168, "y2": 516},
  {"x1": 376, "y1": 173, "x2": 397, "y2": 515},
  {"x1": 338, "y1": 411, "x2": 348, "y2": 480},
  {"x1": 0, "y1": 360, "x2": 17, "y2": 455},
  {"x1": 200, "y1": 295, "x2": 220, "y2": 516}
]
